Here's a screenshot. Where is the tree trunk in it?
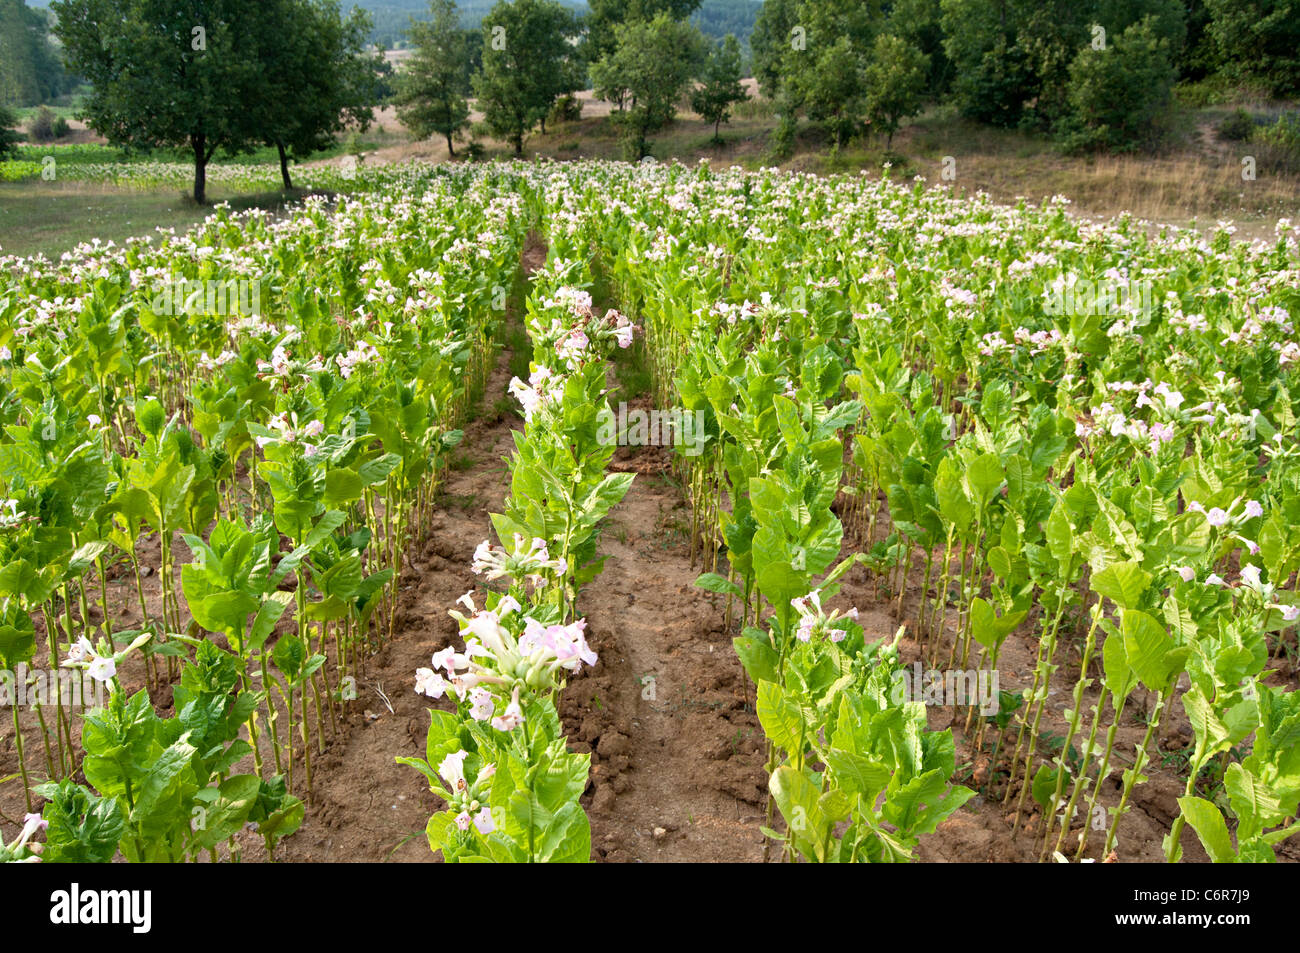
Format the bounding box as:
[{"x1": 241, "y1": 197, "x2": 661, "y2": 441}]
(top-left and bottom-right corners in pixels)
[
  {"x1": 277, "y1": 140, "x2": 294, "y2": 190},
  {"x1": 445, "y1": 131, "x2": 456, "y2": 157},
  {"x1": 540, "y1": 115, "x2": 547, "y2": 135},
  {"x1": 192, "y1": 133, "x2": 207, "y2": 205},
  {"x1": 714, "y1": 117, "x2": 721, "y2": 142},
  {"x1": 513, "y1": 133, "x2": 523, "y2": 156}
]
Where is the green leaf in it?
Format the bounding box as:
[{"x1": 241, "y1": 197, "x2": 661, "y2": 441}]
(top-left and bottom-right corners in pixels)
[
  {"x1": 1120, "y1": 608, "x2": 1179, "y2": 690},
  {"x1": 756, "y1": 680, "x2": 805, "y2": 756},
  {"x1": 1177, "y1": 796, "x2": 1237, "y2": 863},
  {"x1": 1091, "y1": 560, "x2": 1151, "y2": 609},
  {"x1": 967, "y1": 452, "x2": 1004, "y2": 508},
  {"x1": 324, "y1": 468, "x2": 364, "y2": 505},
  {"x1": 694, "y1": 572, "x2": 743, "y2": 597},
  {"x1": 733, "y1": 630, "x2": 779, "y2": 685}
]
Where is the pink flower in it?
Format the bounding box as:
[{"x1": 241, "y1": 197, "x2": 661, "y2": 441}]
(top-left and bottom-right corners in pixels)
[
  {"x1": 473, "y1": 807, "x2": 495, "y2": 835},
  {"x1": 415, "y1": 667, "x2": 448, "y2": 699},
  {"x1": 1175, "y1": 566, "x2": 1195, "y2": 582},
  {"x1": 1205, "y1": 507, "x2": 1229, "y2": 527},
  {"x1": 491, "y1": 686, "x2": 524, "y2": 732},
  {"x1": 431, "y1": 647, "x2": 460, "y2": 676},
  {"x1": 468, "y1": 686, "x2": 495, "y2": 722},
  {"x1": 1244, "y1": 500, "x2": 1264, "y2": 519}
]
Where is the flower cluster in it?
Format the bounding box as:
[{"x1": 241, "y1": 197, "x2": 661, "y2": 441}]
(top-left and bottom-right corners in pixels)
[
  {"x1": 507, "y1": 365, "x2": 563, "y2": 422},
  {"x1": 415, "y1": 594, "x2": 597, "y2": 728},
  {"x1": 790, "y1": 589, "x2": 860, "y2": 644},
  {"x1": 436, "y1": 749, "x2": 497, "y2": 835},
  {"x1": 61, "y1": 632, "x2": 152, "y2": 685},
  {"x1": 471, "y1": 535, "x2": 568, "y2": 587},
  {"x1": 255, "y1": 412, "x2": 325, "y2": 455}
]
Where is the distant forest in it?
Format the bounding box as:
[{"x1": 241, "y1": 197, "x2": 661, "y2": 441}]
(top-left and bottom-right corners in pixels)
[{"x1": 358, "y1": 0, "x2": 762, "y2": 50}]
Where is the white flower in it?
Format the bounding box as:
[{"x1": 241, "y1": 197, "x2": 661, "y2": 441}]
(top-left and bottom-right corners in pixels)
[
  {"x1": 415, "y1": 667, "x2": 447, "y2": 699},
  {"x1": 438, "y1": 750, "x2": 469, "y2": 793},
  {"x1": 468, "y1": 686, "x2": 495, "y2": 722},
  {"x1": 87, "y1": 655, "x2": 116, "y2": 683},
  {"x1": 490, "y1": 685, "x2": 524, "y2": 732}
]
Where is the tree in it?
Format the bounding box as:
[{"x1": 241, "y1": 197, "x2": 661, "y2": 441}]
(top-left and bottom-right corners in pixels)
[
  {"x1": 1062, "y1": 16, "x2": 1177, "y2": 151},
  {"x1": 53, "y1": 0, "x2": 270, "y2": 204},
  {"x1": 1205, "y1": 0, "x2": 1300, "y2": 96},
  {"x1": 884, "y1": 0, "x2": 952, "y2": 97},
  {"x1": 473, "y1": 0, "x2": 579, "y2": 156},
  {"x1": 863, "y1": 33, "x2": 929, "y2": 146},
  {"x1": 691, "y1": 34, "x2": 748, "y2": 142},
  {"x1": 750, "y1": 0, "x2": 799, "y2": 100},
  {"x1": 583, "y1": 0, "x2": 702, "y2": 67},
  {"x1": 0, "y1": 0, "x2": 72, "y2": 108},
  {"x1": 775, "y1": 0, "x2": 885, "y2": 147},
  {"x1": 590, "y1": 12, "x2": 704, "y2": 158},
  {"x1": 0, "y1": 105, "x2": 21, "y2": 161},
  {"x1": 261, "y1": 0, "x2": 380, "y2": 189},
  {"x1": 395, "y1": 0, "x2": 471, "y2": 156},
  {"x1": 800, "y1": 38, "x2": 865, "y2": 146}
]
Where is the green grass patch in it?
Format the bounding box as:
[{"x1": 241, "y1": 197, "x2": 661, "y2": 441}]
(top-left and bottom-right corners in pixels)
[{"x1": 0, "y1": 180, "x2": 324, "y2": 259}]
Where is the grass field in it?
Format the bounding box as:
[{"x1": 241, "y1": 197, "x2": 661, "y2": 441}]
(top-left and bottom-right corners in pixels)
[{"x1": 0, "y1": 181, "x2": 323, "y2": 259}]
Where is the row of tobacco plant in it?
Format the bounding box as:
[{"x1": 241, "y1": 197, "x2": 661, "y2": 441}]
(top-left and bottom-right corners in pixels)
[{"x1": 400, "y1": 216, "x2": 636, "y2": 862}]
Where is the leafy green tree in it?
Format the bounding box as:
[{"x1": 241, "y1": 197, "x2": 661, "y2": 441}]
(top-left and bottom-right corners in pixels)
[
  {"x1": 863, "y1": 33, "x2": 929, "y2": 146},
  {"x1": 798, "y1": 36, "x2": 867, "y2": 146},
  {"x1": 473, "y1": 0, "x2": 580, "y2": 155},
  {"x1": 692, "y1": 34, "x2": 748, "y2": 141},
  {"x1": 590, "y1": 12, "x2": 704, "y2": 158},
  {"x1": 261, "y1": 0, "x2": 379, "y2": 189},
  {"x1": 0, "y1": 105, "x2": 21, "y2": 160},
  {"x1": 395, "y1": 0, "x2": 471, "y2": 156},
  {"x1": 0, "y1": 0, "x2": 72, "y2": 108},
  {"x1": 1205, "y1": 0, "x2": 1300, "y2": 96},
  {"x1": 751, "y1": 0, "x2": 799, "y2": 100},
  {"x1": 53, "y1": 0, "x2": 271, "y2": 203},
  {"x1": 884, "y1": 0, "x2": 952, "y2": 96},
  {"x1": 1062, "y1": 16, "x2": 1177, "y2": 151},
  {"x1": 583, "y1": 0, "x2": 702, "y2": 66},
  {"x1": 767, "y1": 0, "x2": 885, "y2": 147}
]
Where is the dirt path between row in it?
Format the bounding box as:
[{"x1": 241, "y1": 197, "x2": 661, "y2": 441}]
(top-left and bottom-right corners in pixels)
[{"x1": 280, "y1": 237, "x2": 771, "y2": 862}]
